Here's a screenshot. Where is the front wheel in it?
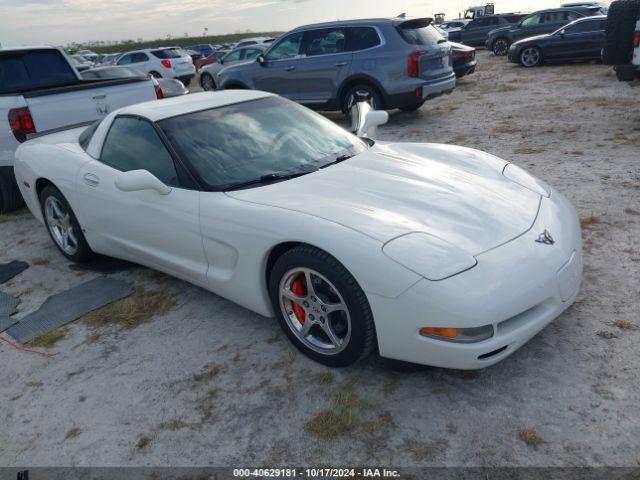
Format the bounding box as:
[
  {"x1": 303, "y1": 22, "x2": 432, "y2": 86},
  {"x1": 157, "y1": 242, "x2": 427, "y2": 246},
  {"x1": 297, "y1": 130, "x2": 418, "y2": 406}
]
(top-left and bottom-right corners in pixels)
[
  {"x1": 269, "y1": 245, "x2": 376, "y2": 368},
  {"x1": 200, "y1": 72, "x2": 216, "y2": 91},
  {"x1": 492, "y1": 38, "x2": 510, "y2": 56},
  {"x1": 520, "y1": 47, "x2": 542, "y2": 67},
  {"x1": 40, "y1": 185, "x2": 93, "y2": 262}
]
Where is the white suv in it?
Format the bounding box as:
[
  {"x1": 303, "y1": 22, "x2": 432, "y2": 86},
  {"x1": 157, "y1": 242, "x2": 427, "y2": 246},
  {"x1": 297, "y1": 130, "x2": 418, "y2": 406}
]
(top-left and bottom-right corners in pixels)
[{"x1": 115, "y1": 47, "x2": 196, "y2": 86}]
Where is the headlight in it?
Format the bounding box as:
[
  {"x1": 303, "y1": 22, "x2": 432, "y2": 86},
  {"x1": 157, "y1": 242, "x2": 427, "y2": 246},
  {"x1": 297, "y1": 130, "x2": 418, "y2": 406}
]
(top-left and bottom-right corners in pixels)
[
  {"x1": 383, "y1": 232, "x2": 477, "y2": 281},
  {"x1": 503, "y1": 163, "x2": 550, "y2": 197}
]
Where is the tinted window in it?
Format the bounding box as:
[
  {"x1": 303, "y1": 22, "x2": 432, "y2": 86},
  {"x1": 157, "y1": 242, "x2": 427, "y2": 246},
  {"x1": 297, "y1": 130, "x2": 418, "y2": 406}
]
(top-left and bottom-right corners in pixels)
[
  {"x1": 131, "y1": 53, "x2": 148, "y2": 63},
  {"x1": 151, "y1": 48, "x2": 183, "y2": 59},
  {"x1": 397, "y1": 22, "x2": 444, "y2": 45},
  {"x1": 504, "y1": 15, "x2": 525, "y2": 23},
  {"x1": 0, "y1": 50, "x2": 77, "y2": 94},
  {"x1": 224, "y1": 50, "x2": 243, "y2": 62},
  {"x1": 159, "y1": 96, "x2": 366, "y2": 190},
  {"x1": 117, "y1": 54, "x2": 133, "y2": 65},
  {"x1": 243, "y1": 48, "x2": 263, "y2": 60},
  {"x1": 564, "y1": 19, "x2": 605, "y2": 33},
  {"x1": 101, "y1": 117, "x2": 179, "y2": 186},
  {"x1": 543, "y1": 11, "x2": 579, "y2": 23},
  {"x1": 521, "y1": 13, "x2": 542, "y2": 27},
  {"x1": 265, "y1": 32, "x2": 303, "y2": 60},
  {"x1": 347, "y1": 27, "x2": 381, "y2": 51},
  {"x1": 302, "y1": 28, "x2": 346, "y2": 56}
]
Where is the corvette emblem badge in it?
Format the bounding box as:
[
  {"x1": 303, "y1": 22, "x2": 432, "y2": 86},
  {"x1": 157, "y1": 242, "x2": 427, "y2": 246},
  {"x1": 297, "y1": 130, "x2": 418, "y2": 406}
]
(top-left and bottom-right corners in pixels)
[{"x1": 535, "y1": 229, "x2": 555, "y2": 245}]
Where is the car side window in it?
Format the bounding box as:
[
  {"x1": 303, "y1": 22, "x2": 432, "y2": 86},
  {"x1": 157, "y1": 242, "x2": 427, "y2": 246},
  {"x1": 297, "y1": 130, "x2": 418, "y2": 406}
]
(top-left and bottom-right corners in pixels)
[
  {"x1": 565, "y1": 11, "x2": 582, "y2": 21},
  {"x1": 302, "y1": 28, "x2": 346, "y2": 56},
  {"x1": 543, "y1": 11, "x2": 574, "y2": 23},
  {"x1": 487, "y1": 17, "x2": 500, "y2": 26},
  {"x1": 117, "y1": 54, "x2": 132, "y2": 65},
  {"x1": 244, "y1": 48, "x2": 262, "y2": 60},
  {"x1": 265, "y1": 32, "x2": 303, "y2": 61},
  {"x1": 101, "y1": 117, "x2": 180, "y2": 187},
  {"x1": 224, "y1": 50, "x2": 242, "y2": 63},
  {"x1": 131, "y1": 52, "x2": 148, "y2": 63},
  {"x1": 348, "y1": 27, "x2": 381, "y2": 51},
  {"x1": 521, "y1": 13, "x2": 542, "y2": 27}
]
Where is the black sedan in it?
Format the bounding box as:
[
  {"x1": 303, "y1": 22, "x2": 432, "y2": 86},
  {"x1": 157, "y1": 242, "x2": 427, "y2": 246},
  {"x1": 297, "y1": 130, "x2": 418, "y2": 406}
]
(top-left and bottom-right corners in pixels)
[
  {"x1": 508, "y1": 15, "x2": 606, "y2": 67},
  {"x1": 450, "y1": 42, "x2": 477, "y2": 78}
]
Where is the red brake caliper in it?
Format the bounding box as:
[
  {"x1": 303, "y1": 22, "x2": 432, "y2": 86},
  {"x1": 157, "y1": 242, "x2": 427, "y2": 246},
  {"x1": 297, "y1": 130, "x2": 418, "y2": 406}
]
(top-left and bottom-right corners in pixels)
[{"x1": 291, "y1": 276, "x2": 307, "y2": 323}]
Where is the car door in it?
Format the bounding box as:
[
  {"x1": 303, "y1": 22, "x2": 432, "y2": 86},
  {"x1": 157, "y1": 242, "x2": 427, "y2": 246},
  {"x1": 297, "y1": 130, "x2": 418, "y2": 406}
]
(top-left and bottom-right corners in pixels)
[
  {"x1": 251, "y1": 31, "x2": 303, "y2": 99},
  {"x1": 285, "y1": 27, "x2": 352, "y2": 104},
  {"x1": 544, "y1": 19, "x2": 599, "y2": 60},
  {"x1": 461, "y1": 18, "x2": 489, "y2": 45},
  {"x1": 76, "y1": 115, "x2": 208, "y2": 282}
]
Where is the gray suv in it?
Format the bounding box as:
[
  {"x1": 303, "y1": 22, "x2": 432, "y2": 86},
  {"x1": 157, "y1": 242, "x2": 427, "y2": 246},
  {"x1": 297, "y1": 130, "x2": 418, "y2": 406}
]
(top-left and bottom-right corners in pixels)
[{"x1": 217, "y1": 17, "x2": 456, "y2": 114}]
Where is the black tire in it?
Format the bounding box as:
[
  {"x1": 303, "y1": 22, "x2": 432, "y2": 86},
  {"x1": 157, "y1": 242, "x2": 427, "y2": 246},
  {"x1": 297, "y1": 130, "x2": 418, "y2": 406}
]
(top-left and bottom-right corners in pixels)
[
  {"x1": 342, "y1": 83, "x2": 384, "y2": 121},
  {"x1": 603, "y1": 0, "x2": 640, "y2": 65},
  {"x1": 520, "y1": 46, "x2": 543, "y2": 67},
  {"x1": 268, "y1": 245, "x2": 376, "y2": 368},
  {"x1": 149, "y1": 71, "x2": 162, "y2": 79},
  {"x1": 0, "y1": 168, "x2": 25, "y2": 214},
  {"x1": 181, "y1": 77, "x2": 191, "y2": 87},
  {"x1": 399, "y1": 101, "x2": 425, "y2": 112},
  {"x1": 492, "y1": 38, "x2": 510, "y2": 56},
  {"x1": 39, "y1": 185, "x2": 93, "y2": 263},
  {"x1": 200, "y1": 72, "x2": 216, "y2": 91}
]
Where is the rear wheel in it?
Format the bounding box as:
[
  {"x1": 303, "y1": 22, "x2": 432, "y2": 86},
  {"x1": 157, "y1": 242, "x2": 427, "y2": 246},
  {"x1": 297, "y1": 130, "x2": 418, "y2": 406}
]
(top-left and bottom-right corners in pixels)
[
  {"x1": 342, "y1": 84, "x2": 383, "y2": 121},
  {"x1": 520, "y1": 47, "x2": 542, "y2": 67},
  {"x1": 269, "y1": 245, "x2": 376, "y2": 368},
  {"x1": 603, "y1": 0, "x2": 640, "y2": 65},
  {"x1": 492, "y1": 38, "x2": 510, "y2": 56},
  {"x1": 200, "y1": 72, "x2": 216, "y2": 91},
  {"x1": 39, "y1": 185, "x2": 93, "y2": 262}
]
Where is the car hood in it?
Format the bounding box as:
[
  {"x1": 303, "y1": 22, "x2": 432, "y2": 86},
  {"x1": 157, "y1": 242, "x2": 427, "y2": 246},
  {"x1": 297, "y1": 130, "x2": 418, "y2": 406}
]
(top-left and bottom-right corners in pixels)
[{"x1": 226, "y1": 143, "x2": 541, "y2": 256}]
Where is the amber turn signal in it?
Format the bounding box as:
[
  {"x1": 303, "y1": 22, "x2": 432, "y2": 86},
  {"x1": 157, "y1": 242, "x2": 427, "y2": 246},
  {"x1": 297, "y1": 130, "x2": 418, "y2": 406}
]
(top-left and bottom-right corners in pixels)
[{"x1": 420, "y1": 327, "x2": 458, "y2": 338}]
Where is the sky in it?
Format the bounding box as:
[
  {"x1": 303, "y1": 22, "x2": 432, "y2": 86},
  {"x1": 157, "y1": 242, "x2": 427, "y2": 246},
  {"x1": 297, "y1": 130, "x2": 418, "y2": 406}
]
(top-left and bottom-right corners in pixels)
[{"x1": 1, "y1": 0, "x2": 582, "y2": 47}]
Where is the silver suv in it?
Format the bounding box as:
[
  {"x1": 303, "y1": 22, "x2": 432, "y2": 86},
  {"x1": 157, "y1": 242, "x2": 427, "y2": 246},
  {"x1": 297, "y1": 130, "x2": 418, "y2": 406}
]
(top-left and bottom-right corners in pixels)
[{"x1": 217, "y1": 17, "x2": 456, "y2": 114}]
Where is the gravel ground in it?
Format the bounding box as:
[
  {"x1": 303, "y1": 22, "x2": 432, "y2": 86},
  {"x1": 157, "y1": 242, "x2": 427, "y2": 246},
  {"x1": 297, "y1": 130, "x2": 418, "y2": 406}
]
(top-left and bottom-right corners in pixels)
[{"x1": 1, "y1": 51, "x2": 639, "y2": 468}]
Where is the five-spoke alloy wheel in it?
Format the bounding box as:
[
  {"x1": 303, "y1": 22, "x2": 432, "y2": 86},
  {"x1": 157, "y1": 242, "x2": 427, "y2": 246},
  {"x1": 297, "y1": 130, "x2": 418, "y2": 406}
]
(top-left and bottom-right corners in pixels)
[
  {"x1": 520, "y1": 47, "x2": 542, "y2": 68},
  {"x1": 269, "y1": 245, "x2": 376, "y2": 367}
]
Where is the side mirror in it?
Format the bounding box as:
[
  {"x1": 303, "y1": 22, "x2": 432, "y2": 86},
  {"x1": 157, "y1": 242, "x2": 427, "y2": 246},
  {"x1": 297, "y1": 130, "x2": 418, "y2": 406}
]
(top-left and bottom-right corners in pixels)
[
  {"x1": 559, "y1": 29, "x2": 566, "y2": 37},
  {"x1": 115, "y1": 170, "x2": 171, "y2": 195},
  {"x1": 257, "y1": 54, "x2": 266, "y2": 65}
]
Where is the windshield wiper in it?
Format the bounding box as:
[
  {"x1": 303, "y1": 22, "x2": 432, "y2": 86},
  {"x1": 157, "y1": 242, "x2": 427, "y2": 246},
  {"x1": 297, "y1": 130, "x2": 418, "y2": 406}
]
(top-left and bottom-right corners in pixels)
[
  {"x1": 222, "y1": 170, "x2": 317, "y2": 191},
  {"x1": 320, "y1": 153, "x2": 356, "y2": 170}
]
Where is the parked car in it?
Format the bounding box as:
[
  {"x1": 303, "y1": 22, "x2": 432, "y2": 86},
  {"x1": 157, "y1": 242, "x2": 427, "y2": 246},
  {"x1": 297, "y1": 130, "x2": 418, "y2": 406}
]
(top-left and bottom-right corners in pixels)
[
  {"x1": 186, "y1": 44, "x2": 215, "y2": 58},
  {"x1": 115, "y1": 47, "x2": 195, "y2": 86},
  {"x1": 14, "y1": 91, "x2": 582, "y2": 370},
  {"x1": 602, "y1": 0, "x2": 640, "y2": 81},
  {"x1": 235, "y1": 36, "x2": 272, "y2": 48},
  {"x1": 450, "y1": 42, "x2": 477, "y2": 77},
  {"x1": 70, "y1": 54, "x2": 93, "y2": 71},
  {"x1": 218, "y1": 17, "x2": 456, "y2": 115},
  {"x1": 448, "y1": 14, "x2": 525, "y2": 46},
  {"x1": 99, "y1": 53, "x2": 121, "y2": 65},
  {"x1": 195, "y1": 52, "x2": 218, "y2": 70},
  {"x1": 200, "y1": 44, "x2": 267, "y2": 91},
  {"x1": 0, "y1": 46, "x2": 160, "y2": 213},
  {"x1": 486, "y1": 6, "x2": 606, "y2": 55},
  {"x1": 508, "y1": 15, "x2": 607, "y2": 67},
  {"x1": 439, "y1": 20, "x2": 470, "y2": 33},
  {"x1": 81, "y1": 66, "x2": 189, "y2": 97},
  {"x1": 562, "y1": 2, "x2": 609, "y2": 13}
]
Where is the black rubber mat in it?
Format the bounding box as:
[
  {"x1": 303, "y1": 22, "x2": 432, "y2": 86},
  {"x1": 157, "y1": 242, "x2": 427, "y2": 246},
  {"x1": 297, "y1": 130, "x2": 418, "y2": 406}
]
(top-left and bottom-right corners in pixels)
[
  {"x1": 69, "y1": 255, "x2": 138, "y2": 274},
  {"x1": 0, "y1": 261, "x2": 29, "y2": 284},
  {"x1": 0, "y1": 291, "x2": 20, "y2": 333},
  {"x1": 5, "y1": 277, "x2": 133, "y2": 343}
]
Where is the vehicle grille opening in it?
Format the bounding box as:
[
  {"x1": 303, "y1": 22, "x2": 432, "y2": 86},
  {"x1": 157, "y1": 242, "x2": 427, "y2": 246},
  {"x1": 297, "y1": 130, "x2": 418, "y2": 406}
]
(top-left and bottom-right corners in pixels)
[{"x1": 478, "y1": 345, "x2": 508, "y2": 360}]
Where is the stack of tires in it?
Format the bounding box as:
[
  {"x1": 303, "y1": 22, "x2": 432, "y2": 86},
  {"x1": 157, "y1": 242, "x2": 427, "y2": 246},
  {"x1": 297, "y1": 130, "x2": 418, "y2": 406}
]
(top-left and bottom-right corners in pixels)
[{"x1": 603, "y1": 0, "x2": 640, "y2": 81}]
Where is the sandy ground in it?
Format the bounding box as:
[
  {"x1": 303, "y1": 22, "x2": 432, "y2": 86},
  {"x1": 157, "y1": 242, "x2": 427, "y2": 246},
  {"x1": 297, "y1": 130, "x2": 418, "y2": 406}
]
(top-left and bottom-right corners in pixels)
[{"x1": 1, "y1": 51, "x2": 639, "y2": 468}]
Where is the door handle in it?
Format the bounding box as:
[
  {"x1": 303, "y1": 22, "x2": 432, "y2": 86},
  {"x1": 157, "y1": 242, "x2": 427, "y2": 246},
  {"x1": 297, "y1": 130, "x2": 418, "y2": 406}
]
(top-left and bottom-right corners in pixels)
[
  {"x1": 83, "y1": 173, "x2": 100, "y2": 187},
  {"x1": 92, "y1": 93, "x2": 107, "y2": 100},
  {"x1": 335, "y1": 62, "x2": 348, "y2": 67},
  {"x1": 284, "y1": 66, "x2": 296, "y2": 71}
]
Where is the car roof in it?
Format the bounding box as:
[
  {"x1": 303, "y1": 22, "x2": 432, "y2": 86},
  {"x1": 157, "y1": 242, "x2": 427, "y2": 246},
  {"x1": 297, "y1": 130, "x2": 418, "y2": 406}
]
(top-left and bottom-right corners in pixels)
[
  {"x1": 288, "y1": 17, "x2": 401, "y2": 31},
  {"x1": 530, "y1": 6, "x2": 600, "y2": 13},
  {"x1": 115, "y1": 91, "x2": 274, "y2": 122}
]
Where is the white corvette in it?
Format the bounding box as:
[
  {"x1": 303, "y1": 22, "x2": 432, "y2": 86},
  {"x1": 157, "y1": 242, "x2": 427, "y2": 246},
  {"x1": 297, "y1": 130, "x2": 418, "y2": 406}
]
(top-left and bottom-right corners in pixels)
[{"x1": 14, "y1": 91, "x2": 582, "y2": 369}]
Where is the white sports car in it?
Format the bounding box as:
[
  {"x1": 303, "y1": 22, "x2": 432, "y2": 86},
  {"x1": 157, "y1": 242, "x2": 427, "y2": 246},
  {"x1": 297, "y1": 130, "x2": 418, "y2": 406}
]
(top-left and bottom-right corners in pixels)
[{"x1": 14, "y1": 91, "x2": 582, "y2": 369}]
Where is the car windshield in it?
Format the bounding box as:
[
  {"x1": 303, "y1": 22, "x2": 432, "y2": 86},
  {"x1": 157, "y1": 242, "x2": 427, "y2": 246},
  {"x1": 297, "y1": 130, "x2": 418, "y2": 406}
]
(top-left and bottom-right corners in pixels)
[{"x1": 159, "y1": 96, "x2": 367, "y2": 190}]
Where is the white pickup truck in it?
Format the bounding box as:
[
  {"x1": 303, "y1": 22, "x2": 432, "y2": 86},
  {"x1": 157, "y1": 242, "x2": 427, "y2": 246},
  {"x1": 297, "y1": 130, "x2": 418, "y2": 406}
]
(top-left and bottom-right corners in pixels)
[{"x1": 0, "y1": 46, "x2": 161, "y2": 212}]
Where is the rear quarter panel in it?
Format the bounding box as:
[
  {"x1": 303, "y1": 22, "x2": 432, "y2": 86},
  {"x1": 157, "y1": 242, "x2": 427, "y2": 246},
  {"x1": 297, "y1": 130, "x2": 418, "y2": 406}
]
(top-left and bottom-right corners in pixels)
[{"x1": 0, "y1": 95, "x2": 28, "y2": 168}]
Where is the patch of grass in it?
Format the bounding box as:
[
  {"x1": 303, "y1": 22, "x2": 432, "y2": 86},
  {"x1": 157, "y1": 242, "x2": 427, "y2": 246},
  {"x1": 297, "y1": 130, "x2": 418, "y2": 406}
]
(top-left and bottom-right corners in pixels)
[
  {"x1": 405, "y1": 439, "x2": 446, "y2": 461},
  {"x1": 580, "y1": 214, "x2": 601, "y2": 229},
  {"x1": 517, "y1": 428, "x2": 545, "y2": 448},
  {"x1": 65, "y1": 427, "x2": 81, "y2": 440},
  {"x1": 304, "y1": 386, "x2": 367, "y2": 440},
  {"x1": 493, "y1": 123, "x2": 523, "y2": 135},
  {"x1": 193, "y1": 365, "x2": 221, "y2": 382},
  {"x1": 446, "y1": 133, "x2": 468, "y2": 145},
  {"x1": 30, "y1": 257, "x2": 49, "y2": 266},
  {"x1": 83, "y1": 288, "x2": 176, "y2": 331},
  {"x1": 570, "y1": 151, "x2": 584, "y2": 156},
  {"x1": 613, "y1": 320, "x2": 639, "y2": 331},
  {"x1": 624, "y1": 208, "x2": 639, "y2": 216},
  {"x1": 136, "y1": 435, "x2": 152, "y2": 450},
  {"x1": 360, "y1": 411, "x2": 393, "y2": 435},
  {"x1": 26, "y1": 327, "x2": 68, "y2": 349},
  {"x1": 311, "y1": 372, "x2": 334, "y2": 385},
  {"x1": 494, "y1": 83, "x2": 518, "y2": 92}
]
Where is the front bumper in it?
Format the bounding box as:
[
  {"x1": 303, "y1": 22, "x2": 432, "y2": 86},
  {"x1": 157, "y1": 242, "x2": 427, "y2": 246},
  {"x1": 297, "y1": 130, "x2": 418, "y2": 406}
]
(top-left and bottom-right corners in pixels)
[
  {"x1": 368, "y1": 189, "x2": 582, "y2": 370},
  {"x1": 507, "y1": 46, "x2": 521, "y2": 64}
]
